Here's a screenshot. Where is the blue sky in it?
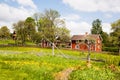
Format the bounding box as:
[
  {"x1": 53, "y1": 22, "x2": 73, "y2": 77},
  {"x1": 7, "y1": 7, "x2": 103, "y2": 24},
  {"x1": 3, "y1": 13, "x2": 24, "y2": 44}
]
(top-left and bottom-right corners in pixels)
[{"x1": 0, "y1": 0, "x2": 120, "y2": 35}]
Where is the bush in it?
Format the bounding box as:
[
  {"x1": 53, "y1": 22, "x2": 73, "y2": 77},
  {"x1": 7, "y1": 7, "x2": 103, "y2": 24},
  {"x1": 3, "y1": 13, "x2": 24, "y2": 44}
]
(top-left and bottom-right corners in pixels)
[{"x1": 102, "y1": 47, "x2": 119, "y2": 52}]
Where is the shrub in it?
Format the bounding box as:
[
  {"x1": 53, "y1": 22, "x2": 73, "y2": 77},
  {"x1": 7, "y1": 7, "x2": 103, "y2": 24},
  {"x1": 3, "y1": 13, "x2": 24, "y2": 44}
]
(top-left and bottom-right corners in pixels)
[{"x1": 102, "y1": 47, "x2": 119, "y2": 52}]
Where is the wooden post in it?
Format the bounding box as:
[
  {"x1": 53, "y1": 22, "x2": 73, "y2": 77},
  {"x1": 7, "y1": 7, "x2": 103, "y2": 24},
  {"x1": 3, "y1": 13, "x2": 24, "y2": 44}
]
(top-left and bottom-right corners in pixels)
[
  {"x1": 85, "y1": 39, "x2": 91, "y2": 68},
  {"x1": 52, "y1": 43, "x2": 55, "y2": 56},
  {"x1": 87, "y1": 45, "x2": 91, "y2": 63}
]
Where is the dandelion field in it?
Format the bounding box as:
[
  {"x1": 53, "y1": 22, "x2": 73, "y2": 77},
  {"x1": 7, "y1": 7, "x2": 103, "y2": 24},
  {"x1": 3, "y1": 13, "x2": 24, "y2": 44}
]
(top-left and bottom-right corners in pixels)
[{"x1": 0, "y1": 47, "x2": 120, "y2": 80}]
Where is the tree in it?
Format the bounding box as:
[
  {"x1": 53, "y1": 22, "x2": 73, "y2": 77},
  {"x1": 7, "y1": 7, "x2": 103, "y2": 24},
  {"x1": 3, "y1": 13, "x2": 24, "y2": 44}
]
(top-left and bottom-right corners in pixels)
[
  {"x1": 38, "y1": 9, "x2": 70, "y2": 55},
  {"x1": 25, "y1": 17, "x2": 36, "y2": 41},
  {"x1": 101, "y1": 32, "x2": 109, "y2": 46},
  {"x1": 13, "y1": 21, "x2": 27, "y2": 45},
  {"x1": 32, "y1": 32, "x2": 43, "y2": 44},
  {"x1": 38, "y1": 17, "x2": 55, "y2": 41},
  {"x1": 111, "y1": 19, "x2": 120, "y2": 54},
  {"x1": 56, "y1": 27, "x2": 70, "y2": 43},
  {"x1": 38, "y1": 9, "x2": 60, "y2": 55},
  {"x1": 91, "y1": 19, "x2": 110, "y2": 47},
  {"x1": 84, "y1": 39, "x2": 92, "y2": 67},
  {"x1": 0, "y1": 26, "x2": 10, "y2": 39},
  {"x1": 91, "y1": 19, "x2": 103, "y2": 34},
  {"x1": 33, "y1": 13, "x2": 40, "y2": 23}
]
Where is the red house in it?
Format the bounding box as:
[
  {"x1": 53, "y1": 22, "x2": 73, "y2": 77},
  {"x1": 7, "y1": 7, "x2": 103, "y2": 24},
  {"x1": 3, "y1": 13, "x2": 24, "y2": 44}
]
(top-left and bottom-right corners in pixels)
[{"x1": 71, "y1": 33, "x2": 102, "y2": 52}]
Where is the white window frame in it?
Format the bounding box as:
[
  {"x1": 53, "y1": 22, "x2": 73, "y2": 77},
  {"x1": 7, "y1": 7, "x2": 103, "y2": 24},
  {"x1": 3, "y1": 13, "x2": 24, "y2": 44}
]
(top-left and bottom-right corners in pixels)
[{"x1": 75, "y1": 44, "x2": 79, "y2": 49}]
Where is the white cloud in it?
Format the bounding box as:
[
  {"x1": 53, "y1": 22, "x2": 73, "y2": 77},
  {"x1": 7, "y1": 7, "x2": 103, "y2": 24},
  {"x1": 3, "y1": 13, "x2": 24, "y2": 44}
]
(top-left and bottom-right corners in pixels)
[
  {"x1": 102, "y1": 23, "x2": 112, "y2": 33},
  {"x1": 63, "y1": 14, "x2": 81, "y2": 21},
  {"x1": 65, "y1": 21, "x2": 91, "y2": 35},
  {"x1": 63, "y1": 0, "x2": 120, "y2": 12},
  {"x1": 63, "y1": 14, "x2": 111, "y2": 35},
  {"x1": 62, "y1": 14, "x2": 91, "y2": 35},
  {"x1": 0, "y1": 21, "x2": 13, "y2": 32},
  {"x1": 0, "y1": 3, "x2": 33, "y2": 22},
  {"x1": 63, "y1": 14, "x2": 90, "y2": 35},
  {"x1": 15, "y1": 0, "x2": 37, "y2": 9},
  {"x1": 65, "y1": 20, "x2": 111, "y2": 35},
  {"x1": 0, "y1": 3, "x2": 35, "y2": 32}
]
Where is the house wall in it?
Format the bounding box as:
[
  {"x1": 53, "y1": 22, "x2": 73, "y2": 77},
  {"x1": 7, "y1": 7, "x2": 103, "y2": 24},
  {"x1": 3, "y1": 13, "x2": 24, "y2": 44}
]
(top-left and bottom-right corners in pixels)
[
  {"x1": 95, "y1": 38, "x2": 102, "y2": 52},
  {"x1": 79, "y1": 44, "x2": 95, "y2": 51},
  {"x1": 71, "y1": 40, "x2": 76, "y2": 49},
  {"x1": 42, "y1": 41, "x2": 47, "y2": 47},
  {"x1": 79, "y1": 44, "x2": 88, "y2": 51},
  {"x1": 91, "y1": 44, "x2": 95, "y2": 51},
  {"x1": 71, "y1": 38, "x2": 102, "y2": 52}
]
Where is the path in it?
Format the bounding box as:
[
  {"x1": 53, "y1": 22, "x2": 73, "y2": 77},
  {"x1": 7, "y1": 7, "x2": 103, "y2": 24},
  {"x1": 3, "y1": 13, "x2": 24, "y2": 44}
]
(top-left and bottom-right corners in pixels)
[
  {"x1": 54, "y1": 67, "x2": 75, "y2": 80},
  {"x1": 54, "y1": 66, "x2": 82, "y2": 80}
]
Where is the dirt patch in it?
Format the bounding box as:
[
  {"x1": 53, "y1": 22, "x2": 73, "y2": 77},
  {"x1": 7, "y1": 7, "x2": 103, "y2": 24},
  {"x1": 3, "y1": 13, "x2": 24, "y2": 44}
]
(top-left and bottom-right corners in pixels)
[{"x1": 54, "y1": 66, "x2": 81, "y2": 80}]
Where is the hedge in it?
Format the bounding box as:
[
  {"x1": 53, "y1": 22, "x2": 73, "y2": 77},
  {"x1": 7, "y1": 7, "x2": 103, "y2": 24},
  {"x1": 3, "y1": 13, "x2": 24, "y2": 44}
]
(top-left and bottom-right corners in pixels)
[{"x1": 102, "y1": 47, "x2": 119, "y2": 52}]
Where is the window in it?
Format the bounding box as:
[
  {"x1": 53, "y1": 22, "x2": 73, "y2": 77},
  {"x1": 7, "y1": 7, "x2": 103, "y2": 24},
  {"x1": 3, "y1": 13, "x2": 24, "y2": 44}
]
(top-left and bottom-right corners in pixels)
[
  {"x1": 79, "y1": 40, "x2": 82, "y2": 42},
  {"x1": 75, "y1": 45, "x2": 79, "y2": 49},
  {"x1": 76, "y1": 40, "x2": 79, "y2": 44}
]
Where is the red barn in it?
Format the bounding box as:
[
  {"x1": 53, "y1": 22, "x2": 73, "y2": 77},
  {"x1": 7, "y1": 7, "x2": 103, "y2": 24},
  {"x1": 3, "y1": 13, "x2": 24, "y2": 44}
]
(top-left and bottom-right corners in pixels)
[{"x1": 71, "y1": 33, "x2": 102, "y2": 52}]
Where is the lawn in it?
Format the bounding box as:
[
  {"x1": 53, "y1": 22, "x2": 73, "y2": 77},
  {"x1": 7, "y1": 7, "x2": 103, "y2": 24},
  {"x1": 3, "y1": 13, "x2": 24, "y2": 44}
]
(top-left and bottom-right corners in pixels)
[
  {"x1": 0, "y1": 39, "x2": 15, "y2": 45},
  {"x1": 0, "y1": 47, "x2": 120, "y2": 80},
  {"x1": 0, "y1": 39, "x2": 36, "y2": 45}
]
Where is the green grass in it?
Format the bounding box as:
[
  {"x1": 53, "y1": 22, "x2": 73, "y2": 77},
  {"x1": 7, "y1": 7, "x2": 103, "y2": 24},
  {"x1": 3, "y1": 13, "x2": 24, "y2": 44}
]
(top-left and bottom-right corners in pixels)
[
  {"x1": 0, "y1": 47, "x2": 120, "y2": 80},
  {"x1": 0, "y1": 39, "x2": 36, "y2": 45},
  {"x1": 0, "y1": 39, "x2": 15, "y2": 45},
  {"x1": 69, "y1": 67, "x2": 115, "y2": 80}
]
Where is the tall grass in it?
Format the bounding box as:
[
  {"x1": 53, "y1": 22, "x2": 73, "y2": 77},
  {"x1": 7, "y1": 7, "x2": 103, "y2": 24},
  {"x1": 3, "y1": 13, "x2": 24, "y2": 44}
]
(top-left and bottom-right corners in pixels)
[{"x1": 0, "y1": 47, "x2": 120, "y2": 80}]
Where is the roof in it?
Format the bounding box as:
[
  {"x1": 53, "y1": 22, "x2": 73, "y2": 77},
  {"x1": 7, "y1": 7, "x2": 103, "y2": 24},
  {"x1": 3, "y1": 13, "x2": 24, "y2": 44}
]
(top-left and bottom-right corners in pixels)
[{"x1": 71, "y1": 34, "x2": 102, "y2": 41}]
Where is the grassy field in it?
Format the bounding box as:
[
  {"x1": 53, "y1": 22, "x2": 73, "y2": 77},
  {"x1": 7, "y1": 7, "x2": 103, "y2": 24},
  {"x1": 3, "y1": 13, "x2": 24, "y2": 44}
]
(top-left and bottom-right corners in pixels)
[
  {"x1": 0, "y1": 47, "x2": 120, "y2": 80},
  {"x1": 0, "y1": 39, "x2": 36, "y2": 45},
  {"x1": 0, "y1": 39, "x2": 15, "y2": 45}
]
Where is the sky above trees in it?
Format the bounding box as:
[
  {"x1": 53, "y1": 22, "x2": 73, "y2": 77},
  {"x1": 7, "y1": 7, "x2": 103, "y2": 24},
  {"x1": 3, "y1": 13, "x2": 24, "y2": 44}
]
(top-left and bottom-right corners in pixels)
[{"x1": 0, "y1": 0, "x2": 120, "y2": 35}]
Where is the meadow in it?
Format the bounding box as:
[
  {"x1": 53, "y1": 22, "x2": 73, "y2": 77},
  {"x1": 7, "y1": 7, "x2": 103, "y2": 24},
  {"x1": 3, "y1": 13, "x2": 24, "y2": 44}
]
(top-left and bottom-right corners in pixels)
[{"x1": 0, "y1": 47, "x2": 120, "y2": 80}]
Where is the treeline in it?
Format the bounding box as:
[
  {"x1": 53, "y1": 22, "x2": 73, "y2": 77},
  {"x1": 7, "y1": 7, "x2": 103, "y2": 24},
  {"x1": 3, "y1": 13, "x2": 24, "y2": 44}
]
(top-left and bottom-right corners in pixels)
[
  {"x1": 0, "y1": 9, "x2": 70, "y2": 47},
  {"x1": 91, "y1": 19, "x2": 120, "y2": 54},
  {"x1": 0, "y1": 9, "x2": 120, "y2": 54}
]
